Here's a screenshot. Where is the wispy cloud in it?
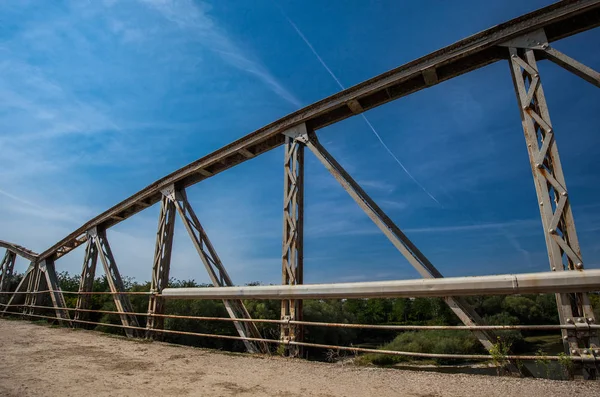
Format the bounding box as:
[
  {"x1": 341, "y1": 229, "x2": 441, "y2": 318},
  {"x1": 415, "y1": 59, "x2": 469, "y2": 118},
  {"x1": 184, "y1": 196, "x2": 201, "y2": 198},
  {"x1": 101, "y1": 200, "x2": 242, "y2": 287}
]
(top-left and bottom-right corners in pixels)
[
  {"x1": 0, "y1": 0, "x2": 305, "y2": 284},
  {"x1": 0, "y1": 58, "x2": 120, "y2": 142},
  {"x1": 138, "y1": 0, "x2": 302, "y2": 108},
  {"x1": 498, "y1": 227, "x2": 534, "y2": 268},
  {"x1": 0, "y1": 188, "x2": 47, "y2": 212},
  {"x1": 0, "y1": 186, "x2": 96, "y2": 224},
  {"x1": 277, "y1": 6, "x2": 441, "y2": 206},
  {"x1": 404, "y1": 219, "x2": 539, "y2": 234},
  {"x1": 357, "y1": 179, "x2": 396, "y2": 193}
]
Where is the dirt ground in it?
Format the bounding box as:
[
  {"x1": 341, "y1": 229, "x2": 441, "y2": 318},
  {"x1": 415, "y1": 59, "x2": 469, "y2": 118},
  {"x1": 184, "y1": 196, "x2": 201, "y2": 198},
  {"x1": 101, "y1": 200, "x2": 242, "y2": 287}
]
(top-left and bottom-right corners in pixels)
[{"x1": 1, "y1": 320, "x2": 599, "y2": 397}]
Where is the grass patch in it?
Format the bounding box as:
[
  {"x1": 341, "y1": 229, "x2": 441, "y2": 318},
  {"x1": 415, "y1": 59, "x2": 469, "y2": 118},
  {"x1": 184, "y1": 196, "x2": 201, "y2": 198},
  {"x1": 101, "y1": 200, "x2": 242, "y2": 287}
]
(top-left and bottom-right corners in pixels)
[{"x1": 523, "y1": 334, "x2": 563, "y2": 355}]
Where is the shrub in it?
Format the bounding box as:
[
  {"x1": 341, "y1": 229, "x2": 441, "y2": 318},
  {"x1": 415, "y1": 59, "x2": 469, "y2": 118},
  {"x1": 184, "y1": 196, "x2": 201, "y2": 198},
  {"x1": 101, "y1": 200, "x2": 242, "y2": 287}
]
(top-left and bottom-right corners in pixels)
[{"x1": 358, "y1": 330, "x2": 486, "y2": 366}]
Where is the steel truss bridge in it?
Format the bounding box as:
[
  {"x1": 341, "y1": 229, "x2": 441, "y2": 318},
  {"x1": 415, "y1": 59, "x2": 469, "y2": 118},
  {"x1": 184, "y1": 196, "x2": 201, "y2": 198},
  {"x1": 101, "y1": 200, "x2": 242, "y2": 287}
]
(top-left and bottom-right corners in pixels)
[{"x1": 2, "y1": 0, "x2": 600, "y2": 380}]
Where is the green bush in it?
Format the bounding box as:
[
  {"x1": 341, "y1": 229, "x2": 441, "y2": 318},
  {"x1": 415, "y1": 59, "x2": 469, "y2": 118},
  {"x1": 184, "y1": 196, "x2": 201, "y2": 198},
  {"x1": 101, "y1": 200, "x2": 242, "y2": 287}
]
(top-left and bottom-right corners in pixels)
[
  {"x1": 359, "y1": 330, "x2": 486, "y2": 366},
  {"x1": 483, "y1": 313, "x2": 526, "y2": 352}
]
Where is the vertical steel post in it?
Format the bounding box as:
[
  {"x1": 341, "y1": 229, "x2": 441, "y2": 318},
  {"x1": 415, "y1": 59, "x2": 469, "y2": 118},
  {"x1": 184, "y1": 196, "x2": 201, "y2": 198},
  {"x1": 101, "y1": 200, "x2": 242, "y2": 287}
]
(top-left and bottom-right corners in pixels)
[
  {"x1": 0, "y1": 250, "x2": 16, "y2": 293},
  {"x1": 75, "y1": 235, "x2": 99, "y2": 323},
  {"x1": 505, "y1": 30, "x2": 599, "y2": 378},
  {"x1": 25, "y1": 261, "x2": 43, "y2": 316},
  {"x1": 84, "y1": 227, "x2": 140, "y2": 337},
  {"x1": 167, "y1": 186, "x2": 268, "y2": 354},
  {"x1": 39, "y1": 259, "x2": 71, "y2": 325},
  {"x1": 147, "y1": 190, "x2": 176, "y2": 336},
  {"x1": 1, "y1": 263, "x2": 33, "y2": 315},
  {"x1": 281, "y1": 129, "x2": 305, "y2": 356}
]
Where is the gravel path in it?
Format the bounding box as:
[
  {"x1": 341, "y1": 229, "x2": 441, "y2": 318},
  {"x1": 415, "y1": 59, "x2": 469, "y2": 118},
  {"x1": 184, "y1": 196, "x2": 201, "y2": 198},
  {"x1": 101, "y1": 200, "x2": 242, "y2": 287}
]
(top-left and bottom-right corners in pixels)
[{"x1": 0, "y1": 319, "x2": 599, "y2": 396}]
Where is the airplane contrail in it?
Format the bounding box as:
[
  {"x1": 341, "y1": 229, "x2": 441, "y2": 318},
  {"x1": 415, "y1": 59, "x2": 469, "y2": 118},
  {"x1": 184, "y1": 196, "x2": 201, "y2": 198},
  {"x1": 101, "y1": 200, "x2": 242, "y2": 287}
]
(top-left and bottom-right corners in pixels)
[
  {"x1": 280, "y1": 10, "x2": 441, "y2": 206},
  {"x1": 0, "y1": 188, "x2": 46, "y2": 210}
]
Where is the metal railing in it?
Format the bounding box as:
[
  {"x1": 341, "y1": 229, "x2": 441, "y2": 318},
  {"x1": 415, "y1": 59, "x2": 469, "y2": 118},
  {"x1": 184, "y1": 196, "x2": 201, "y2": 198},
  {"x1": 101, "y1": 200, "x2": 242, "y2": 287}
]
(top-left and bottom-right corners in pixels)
[{"x1": 2, "y1": 283, "x2": 599, "y2": 363}]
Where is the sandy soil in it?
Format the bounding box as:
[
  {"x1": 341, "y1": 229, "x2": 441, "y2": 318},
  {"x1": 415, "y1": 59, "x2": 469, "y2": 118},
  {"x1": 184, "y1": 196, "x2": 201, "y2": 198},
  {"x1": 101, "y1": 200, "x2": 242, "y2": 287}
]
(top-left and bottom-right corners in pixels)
[{"x1": 0, "y1": 320, "x2": 599, "y2": 397}]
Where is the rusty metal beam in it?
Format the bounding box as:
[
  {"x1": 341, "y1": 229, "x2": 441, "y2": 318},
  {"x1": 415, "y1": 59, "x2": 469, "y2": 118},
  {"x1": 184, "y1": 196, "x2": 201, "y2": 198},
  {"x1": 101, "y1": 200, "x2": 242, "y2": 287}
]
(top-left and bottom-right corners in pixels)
[
  {"x1": 36, "y1": 0, "x2": 600, "y2": 262},
  {"x1": 1, "y1": 263, "x2": 34, "y2": 315},
  {"x1": 542, "y1": 46, "x2": 600, "y2": 87},
  {"x1": 280, "y1": 130, "x2": 304, "y2": 356},
  {"x1": 165, "y1": 187, "x2": 269, "y2": 354},
  {"x1": 0, "y1": 240, "x2": 38, "y2": 262},
  {"x1": 24, "y1": 262, "x2": 43, "y2": 316},
  {"x1": 38, "y1": 259, "x2": 71, "y2": 325},
  {"x1": 90, "y1": 227, "x2": 141, "y2": 337},
  {"x1": 74, "y1": 236, "x2": 99, "y2": 323},
  {"x1": 507, "y1": 34, "x2": 599, "y2": 378},
  {"x1": 147, "y1": 191, "x2": 176, "y2": 336},
  {"x1": 0, "y1": 250, "x2": 16, "y2": 293}
]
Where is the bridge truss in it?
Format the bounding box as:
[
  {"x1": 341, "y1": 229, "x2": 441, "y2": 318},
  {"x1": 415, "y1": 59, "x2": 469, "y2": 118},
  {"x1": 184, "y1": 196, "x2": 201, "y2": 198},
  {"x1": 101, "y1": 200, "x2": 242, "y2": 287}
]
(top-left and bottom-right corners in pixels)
[{"x1": 1, "y1": 0, "x2": 600, "y2": 379}]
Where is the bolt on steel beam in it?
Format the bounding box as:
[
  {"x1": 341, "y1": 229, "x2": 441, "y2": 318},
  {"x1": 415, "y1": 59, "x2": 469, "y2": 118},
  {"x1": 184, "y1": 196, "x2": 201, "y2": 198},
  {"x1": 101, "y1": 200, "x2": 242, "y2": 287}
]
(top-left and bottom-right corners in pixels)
[
  {"x1": 165, "y1": 186, "x2": 269, "y2": 354},
  {"x1": 147, "y1": 190, "x2": 176, "y2": 337},
  {"x1": 0, "y1": 250, "x2": 16, "y2": 293},
  {"x1": 281, "y1": 128, "x2": 305, "y2": 356},
  {"x1": 505, "y1": 30, "x2": 599, "y2": 379}
]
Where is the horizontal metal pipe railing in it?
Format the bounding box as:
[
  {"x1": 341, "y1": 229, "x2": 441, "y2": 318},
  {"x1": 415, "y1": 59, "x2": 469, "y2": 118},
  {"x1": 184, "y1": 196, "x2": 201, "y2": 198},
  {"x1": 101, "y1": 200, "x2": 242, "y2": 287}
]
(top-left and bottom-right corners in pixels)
[
  {"x1": 160, "y1": 270, "x2": 600, "y2": 299},
  {"x1": 61, "y1": 290, "x2": 152, "y2": 295},
  {"x1": 0, "y1": 290, "x2": 151, "y2": 295},
  {"x1": 3, "y1": 302, "x2": 598, "y2": 330},
  {"x1": 0, "y1": 308, "x2": 582, "y2": 362},
  {"x1": 287, "y1": 319, "x2": 600, "y2": 331},
  {"x1": 0, "y1": 303, "x2": 284, "y2": 324},
  {"x1": 2, "y1": 269, "x2": 598, "y2": 364},
  {"x1": 0, "y1": 309, "x2": 277, "y2": 344}
]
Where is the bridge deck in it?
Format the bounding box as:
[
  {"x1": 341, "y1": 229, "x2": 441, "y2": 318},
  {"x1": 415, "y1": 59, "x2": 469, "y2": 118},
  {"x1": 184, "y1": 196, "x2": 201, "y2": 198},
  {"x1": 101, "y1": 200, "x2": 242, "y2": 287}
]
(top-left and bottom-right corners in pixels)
[{"x1": 1, "y1": 320, "x2": 598, "y2": 397}]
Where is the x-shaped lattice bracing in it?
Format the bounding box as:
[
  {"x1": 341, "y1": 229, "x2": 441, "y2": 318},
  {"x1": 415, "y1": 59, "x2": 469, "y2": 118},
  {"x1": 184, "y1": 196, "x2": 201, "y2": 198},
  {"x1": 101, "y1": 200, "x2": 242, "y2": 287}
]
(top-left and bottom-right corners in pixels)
[
  {"x1": 155, "y1": 186, "x2": 269, "y2": 354},
  {"x1": 280, "y1": 132, "x2": 305, "y2": 355},
  {"x1": 0, "y1": 250, "x2": 16, "y2": 292},
  {"x1": 146, "y1": 193, "x2": 176, "y2": 333},
  {"x1": 281, "y1": 125, "x2": 529, "y2": 370},
  {"x1": 504, "y1": 29, "x2": 599, "y2": 378},
  {"x1": 75, "y1": 228, "x2": 140, "y2": 337}
]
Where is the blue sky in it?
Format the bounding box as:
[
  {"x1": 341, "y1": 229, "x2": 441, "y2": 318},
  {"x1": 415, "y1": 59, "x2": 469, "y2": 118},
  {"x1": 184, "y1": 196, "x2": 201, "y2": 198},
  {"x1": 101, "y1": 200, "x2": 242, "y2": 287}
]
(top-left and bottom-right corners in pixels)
[{"x1": 1, "y1": 0, "x2": 599, "y2": 285}]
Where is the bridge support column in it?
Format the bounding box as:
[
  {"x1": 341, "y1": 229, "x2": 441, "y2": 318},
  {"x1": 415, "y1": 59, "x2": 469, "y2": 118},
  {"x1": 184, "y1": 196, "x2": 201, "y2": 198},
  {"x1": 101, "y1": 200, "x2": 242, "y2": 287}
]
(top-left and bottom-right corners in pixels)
[
  {"x1": 76, "y1": 227, "x2": 140, "y2": 337},
  {"x1": 0, "y1": 250, "x2": 16, "y2": 293},
  {"x1": 146, "y1": 190, "x2": 176, "y2": 337},
  {"x1": 75, "y1": 235, "x2": 98, "y2": 324},
  {"x1": 505, "y1": 30, "x2": 599, "y2": 379},
  {"x1": 24, "y1": 262, "x2": 43, "y2": 316},
  {"x1": 280, "y1": 127, "x2": 305, "y2": 357},
  {"x1": 39, "y1": 259, "x2": 71, "y2": 325},
  {"x1": 166, "y1": 186, "x2": 268, "y2": 354},
  {"x1": 1, "y1": 263, "x2": 33, "y2": 315},
  {"x1": 291, "y1": 124, "x2": 524, "y2": 370}
]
